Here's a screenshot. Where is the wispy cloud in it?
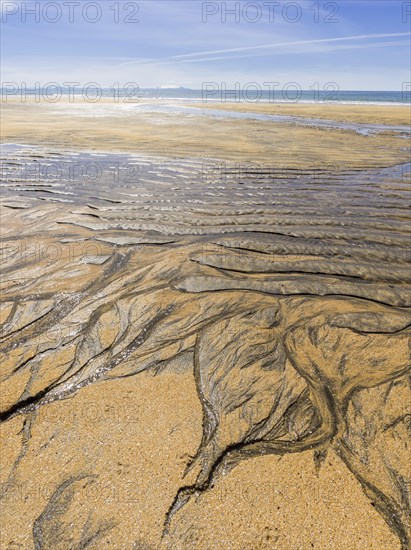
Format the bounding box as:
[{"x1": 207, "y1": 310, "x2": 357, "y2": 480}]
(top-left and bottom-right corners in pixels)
[
  {"x1": 119, "y1": 32, "x2": 411, "y2": 67},
  {"x1": 169, "y1": 40, "x2": 411, "y2": 64}
]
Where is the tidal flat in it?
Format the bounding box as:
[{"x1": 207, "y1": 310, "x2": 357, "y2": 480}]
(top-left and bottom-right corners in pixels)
[{"x1": 0, "y1": 99, "x2": 410, "y2": 549}]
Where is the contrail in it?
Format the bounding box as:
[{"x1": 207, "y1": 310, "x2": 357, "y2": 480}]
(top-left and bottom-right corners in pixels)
[
  {"x1": 175, "y1": 39, "x2": 410, "y2": 64},
  {"x1": 119, "y1": 32, "x2": 411, "y2": 67}
]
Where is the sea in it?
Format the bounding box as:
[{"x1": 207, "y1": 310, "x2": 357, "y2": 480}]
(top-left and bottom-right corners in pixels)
[
  {"x1": 1, "y1": 87, "x2": 410, "y2": 105},
  {"x1": 136, "y1": 89, "x2": 411, "y2": 105}
]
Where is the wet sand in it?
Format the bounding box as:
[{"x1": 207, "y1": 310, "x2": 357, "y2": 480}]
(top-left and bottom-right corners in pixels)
[
  {"x1": 194, "y1": 100, "x2": 411, "y2": 125},
  {"x1": 1, "y1": 97, "x2": 410, "y2": 167},
  {"x1": 0, "y1": 100, "x2": 410, "y2": 549}
]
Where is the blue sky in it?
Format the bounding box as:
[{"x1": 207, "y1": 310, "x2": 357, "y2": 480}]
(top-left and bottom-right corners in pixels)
[{"x1": 1, "y1": 0, "x2": 410, "y2": 89}]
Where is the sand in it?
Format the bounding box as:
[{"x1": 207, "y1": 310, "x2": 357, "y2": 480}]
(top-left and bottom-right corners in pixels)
[
  {"x1": 0, "y1": 99, "x2": 410, "y2": 549},
  {"x1": 194, "y1": 101, "x2": 411, "y2": 126},
  {"x1": 1, "y1": 97, "x2": 410, "y2": 168}
]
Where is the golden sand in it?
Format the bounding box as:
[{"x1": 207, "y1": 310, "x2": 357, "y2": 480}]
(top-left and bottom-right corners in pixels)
[
  {"x1": 1, "y1": 97, "x2": 410, "y2": 168},
  {"x1": 194, "y1": 101, "x2": 411, "y2": 126},
  {"x1": 0, "y1": 100, "x2": 410, "y2": 549}
]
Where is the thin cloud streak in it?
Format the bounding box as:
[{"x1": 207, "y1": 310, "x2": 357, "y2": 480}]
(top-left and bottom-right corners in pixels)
[
  {"x1": 171, "y1": 41, "x2": 411, "y2": 64},
  {"x1": 119, "y1": 32, "x2": 411, "y2": 67}
]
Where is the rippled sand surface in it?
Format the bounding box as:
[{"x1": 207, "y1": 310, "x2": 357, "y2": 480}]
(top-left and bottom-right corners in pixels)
[{"x1": 0, "y1": 101, "x2": 410, "y2": 549}]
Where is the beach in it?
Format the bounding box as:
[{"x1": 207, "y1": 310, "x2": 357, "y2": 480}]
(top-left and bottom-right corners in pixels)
[
  {"x1": 2, "y1": 97, "x2": 410, "y2": 167},
  {"x1": 194, "y1": 100, "x2": 411, "y2": 125},
  {"x1": 1, "y1": 98, "x2": 410, "y2": 550}
]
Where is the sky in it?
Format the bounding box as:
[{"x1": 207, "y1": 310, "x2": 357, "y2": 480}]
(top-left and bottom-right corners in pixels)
[{"x1": 1, "y1": 0, "x2": 410, "y2": 90}]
